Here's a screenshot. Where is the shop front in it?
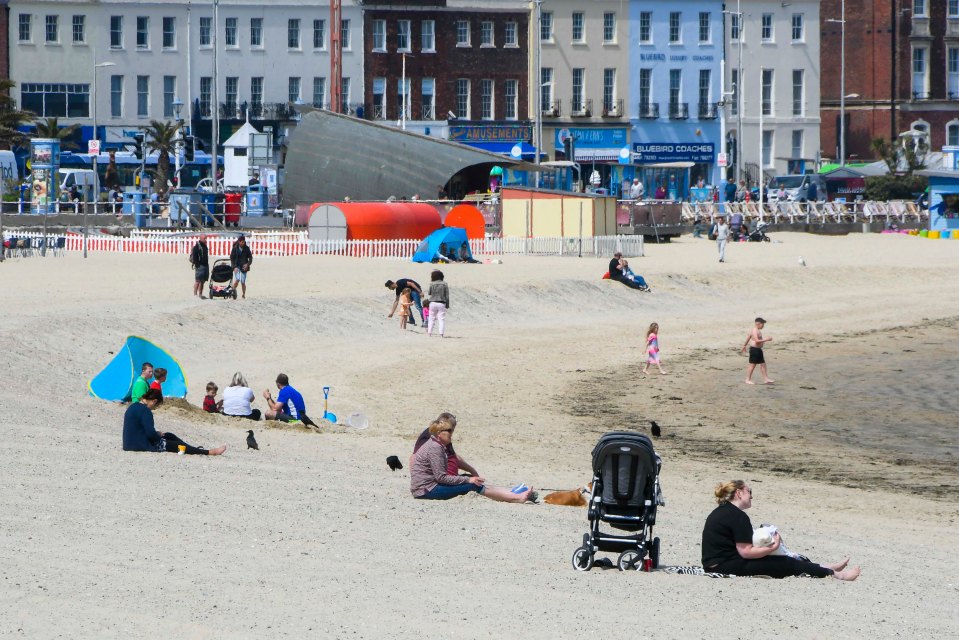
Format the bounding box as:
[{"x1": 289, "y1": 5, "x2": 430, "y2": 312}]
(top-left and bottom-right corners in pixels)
[
  {"x1": 554, "y1": 127, "x2": 631, "y2": 197},
  {"x1": 449, "y1": 124, "x2": 538, "y2": 191},
  {"x1": 631, "y1": 141, "x2": 716, "y2": 201}
]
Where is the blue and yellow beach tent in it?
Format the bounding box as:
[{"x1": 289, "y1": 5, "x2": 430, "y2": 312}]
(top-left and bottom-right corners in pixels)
[{"x1": 89, "y1": 336, "x2": 188, "y2": 401}]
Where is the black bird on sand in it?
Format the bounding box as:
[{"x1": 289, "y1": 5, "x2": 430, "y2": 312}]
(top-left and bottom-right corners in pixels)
[
  {"x1": 246, "y1": 430, "x2": 259, "y2": 450},
  {"x1": 650, "y1": 421, "x2": 661, "y2": 438},
  {"x1": 386, "y1": 455, "x2": 403, "y2": 471},
  {"x1": 300, "y1": 414, "x2": 319, "y2": 429}
]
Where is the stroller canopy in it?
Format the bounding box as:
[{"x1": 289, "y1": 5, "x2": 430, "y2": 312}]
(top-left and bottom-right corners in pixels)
[
  {"x1": 411, "y1": 226, "x2": 471, "y2": 263},
  {"x1": 88, "y1": 336, "x2": 188, "y2": 401}
]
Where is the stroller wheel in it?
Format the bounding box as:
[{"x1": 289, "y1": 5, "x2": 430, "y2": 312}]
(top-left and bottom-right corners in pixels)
[
  {"x1": 572, "y1": 547, "x2": 594, "y2": 572},
  {"x1": 650, "y1": 537, "x2": 661, "y2": 569},
  {"x1": 617, "y1": 550, "x2": 642, "y2": 571}
]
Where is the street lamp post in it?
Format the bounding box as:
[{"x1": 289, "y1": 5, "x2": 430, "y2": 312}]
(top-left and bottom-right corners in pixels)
[
  {"x1": 172, "y1": 97, "x2": 184, "y2": 184},
  {"x1": 533, "y1": 0, "x2": 543, "y2": 167},
  {"x1": 92, "y1": 61, "x2": 116, "y2": 217},
  {"x1": 827, "y1": 0, "x2": 846, "y2": 166},
  {"x1": 400, "y1": 53, "x2": 413, "y2": 130}
]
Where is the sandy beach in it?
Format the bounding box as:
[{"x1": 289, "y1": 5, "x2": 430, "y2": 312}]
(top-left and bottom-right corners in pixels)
[{"x1": 1, "y1": 232, "x2": 957, "y2": 638}]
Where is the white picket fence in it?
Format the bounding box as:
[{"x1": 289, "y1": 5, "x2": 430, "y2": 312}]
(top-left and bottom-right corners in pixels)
[{"x1": 3, "y1": 229, "x2": 644, "y2": 259}]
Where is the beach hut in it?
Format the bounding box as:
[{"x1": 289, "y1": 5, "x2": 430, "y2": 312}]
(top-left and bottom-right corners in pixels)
[
  {"x1": 917, "y1": 168, "x2": 959, "y2": 235},
  {"x1": 499, "y1": 187, "x2": 617, "y2": 238},
  {"x1": 89, "y1": 336, "x2": 188, "y2": 401},
  {"x1": 222, "y1": 121, "x2": 261, "y2": 188}
]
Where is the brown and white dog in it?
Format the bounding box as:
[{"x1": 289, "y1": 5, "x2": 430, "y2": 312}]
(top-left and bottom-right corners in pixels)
[{"x1": 544, "y1": 483, "x2": 592, "y2": 507}]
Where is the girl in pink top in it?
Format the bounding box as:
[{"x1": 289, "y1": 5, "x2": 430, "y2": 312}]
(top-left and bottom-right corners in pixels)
[{"x1": 643, "y1": 322, "x2": 666, "y2": 375}]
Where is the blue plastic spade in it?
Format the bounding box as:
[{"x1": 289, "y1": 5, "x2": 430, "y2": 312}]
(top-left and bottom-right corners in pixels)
[{"x1": 322, "y1": 386, "x2": 337, "y2": 423}]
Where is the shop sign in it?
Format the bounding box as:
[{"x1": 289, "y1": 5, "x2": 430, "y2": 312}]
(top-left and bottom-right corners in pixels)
[
  {"x1": 632, "y1": 142, "x2": 715, "y2": 163},
  {"x1": 449, "y1": 125, "x2": 532, "y2": 143},
  {"x1": 554, "y1": 127, "x2": 628, "y2": 150}
]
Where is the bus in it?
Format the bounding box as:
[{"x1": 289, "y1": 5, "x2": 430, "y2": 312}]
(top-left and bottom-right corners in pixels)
[{"x1": 58, "y1": 151, "x2": 222, "y2": 190}]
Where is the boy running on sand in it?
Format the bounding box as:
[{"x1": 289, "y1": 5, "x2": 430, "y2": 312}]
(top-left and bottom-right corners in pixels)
[{"x1": 742, "y1": 317, "x2": 774, "y2": 384}]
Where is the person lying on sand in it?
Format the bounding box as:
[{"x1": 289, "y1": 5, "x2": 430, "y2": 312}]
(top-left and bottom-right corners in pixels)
[
  {"x1": 701, "y1": 480, "x2": 859, "y2": 580},
  {"x1": 122, "y1": 389, "x2": 226, "y2": 456}
]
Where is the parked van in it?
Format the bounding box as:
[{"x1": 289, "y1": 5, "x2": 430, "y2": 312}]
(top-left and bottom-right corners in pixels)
[
  {"x1": 0, "y1": 150, "x2": 19, "y2": 185},
  {"x1": 60, "y1": 169, "x2": 97, "y2": 201},
  {"x1": 771, "y1": 174, "x2": 826, "y2": 202}
]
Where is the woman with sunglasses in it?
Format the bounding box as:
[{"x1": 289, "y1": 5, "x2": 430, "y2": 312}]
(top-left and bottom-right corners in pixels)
[
  {"x1": 410, "y1": 416, "x2": 534, "y2": 503},
  {"x1": 701, "y1": 480, "x2": 860, "y2": 580}
]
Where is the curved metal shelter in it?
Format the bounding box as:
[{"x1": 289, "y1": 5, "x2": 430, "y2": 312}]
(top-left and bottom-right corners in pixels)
[{"x1": 282, "y1": 108, "x2": 534, "y2": 207}]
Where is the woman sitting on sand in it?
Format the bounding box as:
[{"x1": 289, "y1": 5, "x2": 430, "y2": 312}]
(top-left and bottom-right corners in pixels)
[
  {"x1": 410, "y1": 416, "x2": 535, "y2": 503},
  {"x1": 701, "y1": 480, "x2": 859, "y2": 580},
  {"x1": 122, "y1": 389, "x2": 226, "y2": 456},
  {"x1": 222, "y1": 372, "x2": 261, "y2": 421}
]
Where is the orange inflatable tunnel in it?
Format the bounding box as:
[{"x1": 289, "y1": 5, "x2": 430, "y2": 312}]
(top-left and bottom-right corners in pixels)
[
  {"x1": 307, "y1": 202, "x2": 442, "y2": 240},
  {"x1": 441, "y1": 204, "x2": 487, "y2": 240}
]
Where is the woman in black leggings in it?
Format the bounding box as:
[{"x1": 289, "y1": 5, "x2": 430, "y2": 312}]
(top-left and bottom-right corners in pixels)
[
  {"x1": 701, "y1": 480, "x2": 859, "y2": 580},
  {"x1": 123, "y1": 389, "x2": 227, "y2": 456}
]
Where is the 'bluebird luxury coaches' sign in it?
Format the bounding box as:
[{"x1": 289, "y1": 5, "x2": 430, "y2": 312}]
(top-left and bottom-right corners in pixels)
[{"x1": 632, "y1": 143, "x2": 715, "y2": 164}]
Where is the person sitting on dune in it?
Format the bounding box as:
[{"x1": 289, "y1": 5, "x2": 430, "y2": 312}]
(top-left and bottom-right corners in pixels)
[
  {"x1": 410, "y1": 416, "x2": 536, "y2": 503},
  {"x1": 701, "y1": 480, "x2": 859, "y2": 580},
  {"x1": 123, "y1": 389, "x2": 226, "y2": 456}
]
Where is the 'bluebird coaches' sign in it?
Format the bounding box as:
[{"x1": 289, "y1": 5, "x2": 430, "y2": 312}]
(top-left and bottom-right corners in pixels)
[{"x1": 632, "y1": 142, "x2": 715, "y2": 163}]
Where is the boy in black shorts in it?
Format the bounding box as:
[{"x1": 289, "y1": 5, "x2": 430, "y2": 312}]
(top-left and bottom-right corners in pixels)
[{"x1": 742, "y1": 317, "x2": 774, "y2": 384}]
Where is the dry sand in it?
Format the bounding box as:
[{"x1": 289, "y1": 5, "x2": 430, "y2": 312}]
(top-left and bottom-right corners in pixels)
[{"x1": 0, "y1": 232, "x2": 957, "y2": 638}]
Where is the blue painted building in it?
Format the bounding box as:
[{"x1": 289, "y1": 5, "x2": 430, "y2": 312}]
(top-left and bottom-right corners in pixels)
[{"x1": 628, "y1": 0, "x2": 724, "y2": 198}]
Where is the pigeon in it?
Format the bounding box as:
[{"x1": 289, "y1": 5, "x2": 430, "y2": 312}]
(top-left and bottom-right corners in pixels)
[
  {"x1": 246, "y1": 430, "x2": 259, "y2": 450},
  {"x1": 386, "y1": 455, "x2": 403, "y2": 471},
  {"x1": 650, "y1": 420, "x2": 661, "y2": 438},
  {"x1": 798, "y1": 256, "x2": 807, "y2": 267}
]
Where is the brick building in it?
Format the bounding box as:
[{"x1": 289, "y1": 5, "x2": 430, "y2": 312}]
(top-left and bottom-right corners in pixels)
[{"x1": 821, "y1": 0, "x2": 959, "y2": 163}]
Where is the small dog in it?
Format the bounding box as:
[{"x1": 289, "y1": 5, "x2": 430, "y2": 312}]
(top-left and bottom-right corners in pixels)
[{"x1": 544, "y1": 483, "x2": 592, "y2": 507}]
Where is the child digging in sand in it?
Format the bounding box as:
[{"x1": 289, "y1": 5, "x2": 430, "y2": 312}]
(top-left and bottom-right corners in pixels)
[
  {"x1": 398, "y1": 287, "x2": 414, "y2": 330},
  {"x1": 742, "y1": 317, "x2": 774, "y2": 384},
  {"x1": 203, "y1": 382, "x2": 223, "y2": 413},
  {"x1": 643, "y1": 322, "x2": 666, "y2": 375}
]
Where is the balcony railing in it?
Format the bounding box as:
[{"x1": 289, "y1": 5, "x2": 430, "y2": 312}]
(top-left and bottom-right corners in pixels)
[
  {"x1": 371, "y1": 103, "x2": 386, "y2": 120},
  {"x1": 602, "y1": 98, "x2": 623, "y2": 118},
  {"x1": 422, "y1": 103, "x2": 435, "y2": 120},
  {"x1": 638, "y1": 102, "x2": 659, "y2": 119},
  {"x1": 209, "y1": 101, "x2": 297, "y2": 120},
  {"x1": 668, "y1": 102, "x2": 689, "y2": 119},
  {"x1": 570, "y1": 98, "x2": 592, "y2": 117},
  {"x1": 698, "y1": 102, "x2": 719, "y2": 119},
  {"x1": 542, "y1": 99, "x2": 561, "y2": 117},
  {"x1": 912, "y1": 91, "x2": 929, "y2": 100}
]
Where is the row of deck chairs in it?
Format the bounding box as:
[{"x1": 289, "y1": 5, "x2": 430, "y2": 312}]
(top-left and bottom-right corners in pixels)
[
  {"x1": 682, "y1": 200, "x2": 925, "y2": 225},
  {"x1": 2, "y1": 236, "x2": 67, "y2": 258}
]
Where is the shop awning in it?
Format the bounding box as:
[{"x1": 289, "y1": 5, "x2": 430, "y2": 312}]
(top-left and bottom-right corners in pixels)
[
  {"x1": 575, "y1": 148, "x2": 622, "y2": 162},
  {"x1": 465, "y1": 141, "x2": 537, "y2": 158}
]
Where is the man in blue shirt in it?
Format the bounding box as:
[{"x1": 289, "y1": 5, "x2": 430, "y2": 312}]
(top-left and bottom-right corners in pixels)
[{"x1": 263, "y1": 373, "x2": 316, "y2": 426}]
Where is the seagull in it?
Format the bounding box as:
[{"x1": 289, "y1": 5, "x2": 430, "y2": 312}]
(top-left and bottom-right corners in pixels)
[
  {"x1": 650, "y1": 420, "x2": 662, "y2": 438},
  {"x1": 386, "y1": 455, "x2": 403, "y2": 471},
  {"x1": 246, "y1": 430, "x2": 259, "y2": 450},
  {"x1": 798, "y1": 256, "x2": 807, "y2": 267}
]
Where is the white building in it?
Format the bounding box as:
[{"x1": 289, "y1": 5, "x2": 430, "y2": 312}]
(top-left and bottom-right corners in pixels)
[
  {"x1": 7, "y1": 0, "x2": 364, "y2": 149},
  {"x1": 723, "y1": 0, "x2": 820, "y2": 182}
]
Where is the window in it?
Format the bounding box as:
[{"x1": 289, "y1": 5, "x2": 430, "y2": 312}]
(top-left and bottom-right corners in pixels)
[
  {"x1": 541, "y1": 67, "x2": 553, "y2": 113},
  {"x1": 504, "y1": 21, "x2": 518, "y2": 47},
  {"x1": 669, "y1": 13, "x2": 681, "y2": 43},
  {"x1": 371, "y1": 78, "x2": 386, "y2": 119},
  {"x1": 761, "y1": 14, "x2": 773, "y2": 42},
  {"x1": 136, "y1": 76, "x2": 149, "y2": 117},
  {"x1": 731, "y1": 69, "x2": 739, "y2": 116},
  {"x1": 398, "y1": 20, "x2": 411, "y2": 51},
  {"x1": 456, "y1": 79, "x2": 470, "y2": 119},
  {"x1": 225, "y1": 77, "x2": 238, "y2": 116},
  {"x1": 762, "y1": 69, "x2": 773, "y2": 115},
  {"x1": 397, "y1": 77, "x2": 410, "y2": 119},
  {"x1": 251, "y1": 77, "x2": 264, "y2": 115},
  {"x1": 639, "y1": 12, "x2": 652, "y2": 43},
  {"x1": 699, "y1": 69, "x2": 711, "y2": 108},
  {"x1": 199, "y1": 77, "x2": 212, "y2": 117},
  {"x1": 913, "y1": 0, "x2": 927, "y2": 17},
  {"x1": 44, "y1": 15, "x2": 59, "y2": 44},
  {"x1": 163, "y1": 76, "x2": 176, "y2": 118},
  {"x1": 762, "y1": 130, "x2": 773, "y2": 167},
  {"x1": 199, "y1": 17, "x2": 211, "y2": 47},
  {"x1": 372, "y1": 20, "x2": 385, "y2": 51},
  {"x1": 163, "y1": 17, "x2": 175, "y2": 49},
  {"x1": 251, "y1": 18, "x2": 263, "y2": 47},
  {"x1": 792, "y1": 69, "x2": 804, "y2": 116},
  {"x1": 730, "y1": 13, "x2": 741, "y2": 41},
  {"x1": 341, "y1": 19, "x2": 351, "y2": 50},
  {"x1": 480, "y1": 21, "x2": 493, "y2": 47},
  {"x1": 669, "y1": 69, "x2": 682, "y2": 106},
  {"x1": 912, "y1": 46, "x2": 928, "y2": 98},
  {"x1": 639, "y1": 69, "x2": 652, "y2": 112},
  {"x1": 504, "y1": 79, "x2": 517, "y2": 120},
  {"x1": 422, "y1": 20, "x2": 435, "y2": 51},
  {"x1": 603, "y1": 68, "x2": 616, "y2": 113},
  {"x1": 72, "y1": 16, "x2": 85, "y2": 44},
  {"x1": 603, "y1": 12, "x2": 616, "y2": 43},
  {"x1": 288, "y1": 19, "x2": 300, "y2": 49},
  {"x1": 289, "y1": 77, "x2": 301, "y2": 104},
  {"x1": 948, "y1": 123, "x2": 959, "y2": 146},
  {"x1": 480, "y1": 79, "x2": 493, "y2": 119},
  {"x1": 572, "y1": 12, "x2": 584, "y2": 43},
  {"x1": 312, "y1": 77, "x2": 326, "y2": 108},
  {"x1": 422, "y1": 78, "x2": 435, "y2": 120},
  {"x1": 341, "y1": 77, "x2": 350, "y2": 112},
  {"x1": 791, "y1": 130, "x2": 803, "y2": 159},
  {"x1": 456, "y1": 20, "x2": 470, "y2": 46},
  {"x1": 541, "y1": 12, "x2": 553, "y2": 42},
  {"x1": 20, "y1": 83, "x2": 90, "y2": 117},
  {"x1": 699, "y1": 12, "x2": 710, "y2": 43},
  {"x1": 225, "y1": 17, "x2": 238, "y2": 47},
  {"x1": 791, "y1": 14, "x2": 804, "y2": 41},
  {"x1": 18, "y1": 14, "x2": 31, "y2": 42},
  {"x1": 572, "y1": 68, "x2": 584, "y2": 113},
  {"x1": 110, "y1": 76, "x2": 122, "y2": 117},
  {"x1": 313, "y1": 19, "x2": 325, "y2": 49},
  {"x1": 950, "y1": 0, "x2": 959, "y2": 17},
  {"x1": 136, "y1": 16, "x2": 148, "y2": 49},
  {"x1": 948, "y1": 48, "x2": 959, "y2": 98}
]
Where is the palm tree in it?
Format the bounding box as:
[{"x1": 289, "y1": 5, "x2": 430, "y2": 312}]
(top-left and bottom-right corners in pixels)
[
  {"x1": 142, "y1": 120, "x2": 182, "y2": 197},
  {"x1": 33, "y1": 117, "x2": 82, "y2": 150},
  {"x1": 0, "y1": 79, "x2": 34, "y2": 149}
]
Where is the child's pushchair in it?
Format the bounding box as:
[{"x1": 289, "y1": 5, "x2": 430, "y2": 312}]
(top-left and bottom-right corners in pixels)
[
  {"x1": 208, "y1": 259, "x2": 237, "y2": 299},
  {"x1": 571, "y1": 431, "x2": 664, "y2": 571}
]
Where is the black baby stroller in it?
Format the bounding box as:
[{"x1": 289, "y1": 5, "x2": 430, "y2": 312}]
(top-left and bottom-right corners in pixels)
[
  {"x1": 747, "y1": 220, "x2": 772, "y2": 242},
  {"x1": 208, "y1": 258, "x2": 237, "y2": 299},
  {"x1": 571, "y1": 431, "x2": 664, "y2": 571}
]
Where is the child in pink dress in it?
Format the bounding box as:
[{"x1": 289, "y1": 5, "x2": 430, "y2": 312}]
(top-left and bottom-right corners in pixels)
[
  {"x1": 643, "y1": 322, "x2": 666, "y2": 375},
  {"x1": 398, "y1": 287, "x2": 414, "y2": 330}
]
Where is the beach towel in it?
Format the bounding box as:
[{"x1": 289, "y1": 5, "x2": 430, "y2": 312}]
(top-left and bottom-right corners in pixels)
[{"x1": 660, "y1": 566, "x2": 736, "y2": 578}]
